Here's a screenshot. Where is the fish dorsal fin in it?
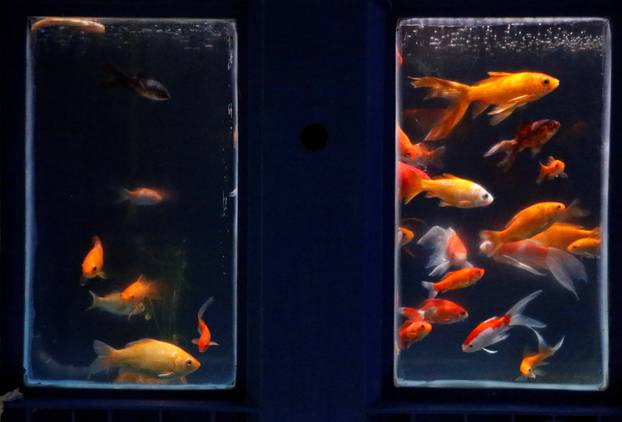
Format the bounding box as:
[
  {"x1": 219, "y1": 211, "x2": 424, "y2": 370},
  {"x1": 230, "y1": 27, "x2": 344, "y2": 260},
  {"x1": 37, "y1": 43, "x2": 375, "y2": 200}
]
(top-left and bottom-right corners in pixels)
[
  {"x1": 482, "y1": 316, "x2": 498, "y2": 324},
  {"x1": 473, "y1": 72, "x2": 513, "y2": 85},
  {"x1": 125, "y1": 338, "x2": 156, "y2": 348},
  {"x1": 435, "y1": 173, "x2": 460, "y2": 180}
]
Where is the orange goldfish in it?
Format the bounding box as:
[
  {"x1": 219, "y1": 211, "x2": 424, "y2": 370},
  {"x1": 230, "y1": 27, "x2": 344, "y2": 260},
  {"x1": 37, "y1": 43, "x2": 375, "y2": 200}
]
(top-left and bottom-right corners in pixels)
[
  {"x1": 81, "y1": 235, "x2": 106, "y2": 285},
  {"x1": 463, "y1": 290, "x2": 545, "y2": 354},
  {"x1": 484, "y1": 120, "x2": 560, "y2": 171},
  {"x1": 417, "y1": 225, "x2": 472, "y2": 276},
  {"x1": 480, "y1": 201, "x2": 587, "y2": 253},
  {"x1": 421, "y1": 267, "x2": 485, "y2": 298},
  {"x1": 537, "y1": 156, "x2": 567, "y2": 184},
  {"x1": 398, "y1": 126, "x2": 444, "y2": 168},
  {"x1": 192, "y1": 297, "x2": 219, "y2": 352},
  {"x1": 410, "y1": 71, "x2": 559, "y2": 140},
  {"x1": 90, "y1": 339, "x2": 200, "y2": 380},
  {"x1": 480, "y1": 239, "x2": 587, "y2": 299},
  {"x1": 401, "y1": 298, "x2": 468, "y2": 325},
  {"x1": 398, "y1": 226, "x2": 415, "y2": 247},
  {"x1": 120, "y1": 275, "x2": 160, "y2": 304},
  {"x1": 518, "y1": 329, "x2": 564, "y2": 380},
  {"x1": 401, "y1": 169, "x2": 493, "y2": 208},
  {"x1": 568, "y1": 237, "x2": 601, "y2": 258},
  {"x1": 118, "y1": 187, "x2": 167, "y2": 206},
  {"x1": 399, "y1": 318, "x2": 432, "y2": 350},
  {"x1": 31, "y1": 17, "x2": 106, "y2": 33},
  {"x1": 531, "y1": 223, "x2": 599, "y2": 250}
]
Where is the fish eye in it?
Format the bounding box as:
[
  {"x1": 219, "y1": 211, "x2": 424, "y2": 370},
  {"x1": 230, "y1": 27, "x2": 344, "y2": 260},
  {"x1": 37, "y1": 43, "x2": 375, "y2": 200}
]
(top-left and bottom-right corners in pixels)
[
  {"x1": 557, "y1": 205, "x2": 563, "y2": 209},
  {"x1": 468, "y1": 344, "x2": 473, "y2": 348},
  {"x1": 186, "y1": 359, "x2": 193, "y2": 367},
  {"x1": 482, "y1": 193, "x2": 489, "y2": 200},
  {"x1": 543, "y1": 79, "x2": 550, "y2": 85},
  {"x1": 91, "y1": 265, "x2": 97, "y2": 272}
]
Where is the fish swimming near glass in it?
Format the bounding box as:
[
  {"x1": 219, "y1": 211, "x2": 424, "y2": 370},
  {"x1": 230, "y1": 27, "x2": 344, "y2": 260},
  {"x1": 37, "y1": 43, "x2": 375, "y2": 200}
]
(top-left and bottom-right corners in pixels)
[{"x1": 102, "y1": 65, "x2": 171, "y2": 101}]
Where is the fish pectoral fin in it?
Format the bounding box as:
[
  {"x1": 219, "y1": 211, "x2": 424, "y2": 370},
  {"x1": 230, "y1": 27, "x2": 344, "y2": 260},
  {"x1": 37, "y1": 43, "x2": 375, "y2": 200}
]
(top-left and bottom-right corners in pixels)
[
  {"x1": 560, "y1": 171, "x2": 568, "y2": 178},
  {"x1": 489, "y1": 333, "x2": 510, "y2": 346},
  {"x1": 471, "y1": 101, "x2": 489, "y2": 118},
  {"x1": 191, "y1": 339, "x2": 199, "y2": 345},
  {"x1": 179, "y1": 376, "x2": 188, "y2": 384},
  {"x1": 438, "y1": 201, "x2": 451, "y2": 207},
  {"x1": 157, "y1": 372, "x2": 175, "y2": 378},
  {"x1": 209, "y1": 341, "x2": 219, "y2": 347},
  {"x1": 534, "y1": 369, "x2": 547, "y2": 377},
  {"x1": 489, "y1": 107, "x2": 517, "y2": 126},
  {"x1": 98, "y1": 271, "x2": 107, "y2": 279},
  {"x1": 482, "y1": 348, "x2": 498, "y2": 354}
]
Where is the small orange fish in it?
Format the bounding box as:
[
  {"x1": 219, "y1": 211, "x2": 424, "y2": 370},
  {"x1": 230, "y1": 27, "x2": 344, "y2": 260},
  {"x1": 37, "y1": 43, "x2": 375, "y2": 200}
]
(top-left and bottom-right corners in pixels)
[
  {"x1": 399, "y1": 318, "x2": 432, "y2": 350},
  {"x1": 417, "y1": 226, "x2": 472, "y2": 276},
  {"x1": 398, "y1": 126, "x2": 444, "y2": 168},
  {"x1": 411, "y1": 71, "x2": 559, "y2": 140},
  {"x1": 463, "y1": 290, "x2": 544, "y2": 354},
  {"x1": 120, "y1": 275, "x2": 160, "y2": 304},
  {"x1": 31, "y1": 17, "x2": 106, "y2": 33},
  {"x1": 531, "y1": 223, "x2": 599, "y2": 250},
  {"x1": 192, "y1": 297, "x2": 219, "y2": 353},
  {"x1": 480, "y1": 200, "x2": 587, "y2": 253},
  {"x1": 518, "y1": 329, "x2": 564, "y2": 380},
  {"x1": 537, "y1": 156, "x2": 567, "y2": 184},
  {"x1": 401, "y1": 298, "x2": 468, "y2": 325},
  {"x1": 118, "y1": 187, "x2": 167, "y2": 206},
  {"x1": 568, "y1": 237, "x2": 601, "y2": 258},
  {"x1": 81, "y1": 235, "x2": 106, "y2": 285},
  {"x1": 421, "y1": 267, "x2": 485, "y2": 298}
]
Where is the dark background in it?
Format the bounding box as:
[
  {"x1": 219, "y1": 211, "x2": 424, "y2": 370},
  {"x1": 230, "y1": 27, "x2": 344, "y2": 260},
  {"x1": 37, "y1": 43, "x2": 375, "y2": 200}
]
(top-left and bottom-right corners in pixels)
[{"x1": 1, "y1": 0, "x2": 621, "y2": 421}]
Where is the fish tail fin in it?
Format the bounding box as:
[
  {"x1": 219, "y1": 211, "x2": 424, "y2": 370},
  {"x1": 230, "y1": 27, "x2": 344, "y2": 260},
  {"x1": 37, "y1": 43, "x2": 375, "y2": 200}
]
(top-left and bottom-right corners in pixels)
[
  {"x1": 417, "y1": 226, "x2": 450, "y2": 275},
  {"x1": 484, "y1": 139, "x2": 517, "y2": 172},
  {"x1": 429, "y1": 146, "x2": 445, "y2": 168},
  {"x1": 86, "y1": 290, "x2": 99, "y2": 311},
  {"x1": 209, "y1": 341, "x2": 219, "y2": 347},
  {"x1": 536, "y1": 163, "x2": 547, "y2": 184},
  {"x1": 545, "y1": 247, "x2": 587, "y2": 299},
  {"x1": 409, "y1": 76, "x2": 471, "y2": 140},
  {"x1": 421, "y1": 281, "x2": 438, "y2": 298},
  {"x1": 399, "y1": 307, "x2": 424, "y2": 320},
  {"x1": 402, "y1": 170, "x2": 428, "y2": 205},
  {"x1": 507, "y1": 290, "x2": 545, "y2": 329},
  {"x1": 589, "y1": 226, "x2": 601, "y2": 238},
  {"x1": 101, "y1": 64, "x2": 128, "y2": 88},
  {"x1": 564, "y1": 199, "x2": 589, "y2": 220},
  {"x1": 551, "y1": 336, "x2": 565, "y2": 354},
  {"x1": 197, "y1": 297, "x2": 215, "y2": 320},
  {"x1": 116, "y1": 188, "x2": 131, "y2": 204},
  {"x1": 90, "y1": 340, "x2": 118, "y2": 374}
]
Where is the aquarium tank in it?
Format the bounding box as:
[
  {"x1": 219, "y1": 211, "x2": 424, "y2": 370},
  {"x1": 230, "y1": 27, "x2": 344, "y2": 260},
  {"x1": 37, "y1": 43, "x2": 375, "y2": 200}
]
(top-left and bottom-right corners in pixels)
[
  {"x1": 24, "y1": 17, "x2": 237, "y2": 389},
  {"x1": 395, "y1": 18, "x2": 610, "y2": 390}
]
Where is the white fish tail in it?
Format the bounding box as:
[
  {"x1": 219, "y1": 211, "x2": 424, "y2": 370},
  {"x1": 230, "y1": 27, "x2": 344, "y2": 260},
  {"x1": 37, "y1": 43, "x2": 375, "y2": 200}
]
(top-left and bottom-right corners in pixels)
[
  {"x1": 90, "y1": 340, "x2": 117, "y2": 374},
  {"x1": 507, "y1": 290, "x2": 545, "y2": 329},
  {"x1": 545, "y1": 248, "x2": 588, "y2": 300},
  {"x1": 86, "y1": 290, "x2": 100, "y2": 311},
  {"x1": 116, "y1": 188, "x2": 131, "y2": 204},
  {"x1": 417, "y1": 226, "x2": 451, "y2": 275},
  {"x1": 421, "y1": 281, "x2": 437, "y2": 298},
  {"x1": 532, "y1": 328, "x2": 564, "y2": 355},
  {"x1": 197, "y1": 296, "x2": 215, "y2": 320}
]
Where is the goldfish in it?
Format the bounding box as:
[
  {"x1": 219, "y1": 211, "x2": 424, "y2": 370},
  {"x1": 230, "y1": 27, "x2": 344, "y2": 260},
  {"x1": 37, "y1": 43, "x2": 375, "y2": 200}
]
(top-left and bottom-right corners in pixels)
[
  {"x1": 398, "y1": 126, "x2": 444, "y2": 168},
  {"x1": 518, "y1": 329, "x2": 564, "y2": 380},
  {"x1": 463, "y1": 290, "x2": 545, "y2": 354},
  {"x1": 396, "y1": 47, "x2": 404, "y2": 66},
  {"x1": 480, "y1": 239, "x2": 587, "y2": 299},
  {"x1": 410, "y1": 71, "x2": 559, "y2": 140},
  {"x1": 417, "y1": 226, "x2": 472, "y2": 276},
  {"x1": 31, "y1": 17, "x2": 106, "y2": 33},
  {"x1": 90, "y1": 339, "x2": 200, "y2": 380},
  {"x1": 401, "y1": 168, "x2": 493, "y2": 208},
  {"x1": 537, "y1": 156, "x2": 567, "y2": 184},
  {"x1": 421, "y1": 267, "x2": 485, "y2": 298},
  {"x1": 531, "y1": 223, "x2": 599, "y2": 250},
  {"x1": 484, "y1": 120, "x2": 561, "y2": 171},
  {"x1": 192, "y1": 297, "x2": 219, "y2": 352},
  {"x1": 401, "y1": 298, "x2": 468, "y2": 325},
  {"x1": 118, "y1": 187, "x2": 167, "y2": 206},
  {"x1": 399, "y1": 318, "x2": 432, "y2": 350},
  {"x1": 480, "y1": 201, "x2": 587, "y2": 253},
  {"x1": 120, "y1": 275, "x2": 160, "y2": 304},
  {"x1": 115, "y1": 369, "x2": 172, "y2": 385},
  {"x1": 102, "y1": 65, "x2": 171, "y2": 101},
  {"x1": 81, "y1": 235, "x2": 106, "y2": 285},
  {"x1": 87, "y1": 290, "x2": 145, "y2": 318},
  {"x1": 398, "y1": 227, "x2": 415, "y2": 247},
  {"x1": 568, "y1": 237, "x2": 601, "y2": 258}
]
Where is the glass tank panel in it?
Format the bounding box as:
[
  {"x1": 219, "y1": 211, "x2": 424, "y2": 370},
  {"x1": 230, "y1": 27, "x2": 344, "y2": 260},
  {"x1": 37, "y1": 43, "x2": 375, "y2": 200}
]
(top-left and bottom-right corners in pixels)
[
  {"x1": 25, "y1": 17, "x2": 237, "y2": 389},
  {"x1": 395, "y1": 18, "x2": 609, "y2": 390}
]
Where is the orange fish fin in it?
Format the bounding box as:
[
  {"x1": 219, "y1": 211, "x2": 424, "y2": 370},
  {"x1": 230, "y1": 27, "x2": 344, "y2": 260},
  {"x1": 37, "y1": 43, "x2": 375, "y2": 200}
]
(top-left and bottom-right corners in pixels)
[
  {"x1": 488, "y1": 105, "x2": 518, "y2": 126},
  {"x1": 125, "y1": 338, "x2": 155, "y2": 348},
  {"x1": 439, "y1": 173, "x2": 460, "y2": 179},
  {"x1": 487, "y1": 71, "x2": 514, "y2": 77},
  {"x1": 471, "y1": 101, "x2": 489, "y2": 118}
]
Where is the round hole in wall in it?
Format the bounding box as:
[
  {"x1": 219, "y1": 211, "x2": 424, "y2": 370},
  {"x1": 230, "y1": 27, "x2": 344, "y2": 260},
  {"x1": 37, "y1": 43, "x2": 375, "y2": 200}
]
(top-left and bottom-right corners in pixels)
[{"x1": 300, "y1": 123, "x2": 328, "y2": 152}]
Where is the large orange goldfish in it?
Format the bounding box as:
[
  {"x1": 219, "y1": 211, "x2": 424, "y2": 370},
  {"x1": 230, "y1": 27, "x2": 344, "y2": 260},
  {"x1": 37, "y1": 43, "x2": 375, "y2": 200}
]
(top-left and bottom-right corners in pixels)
[
  {"x1": 401, "y1": 169, "x2": 493, "y2": 208},
  {"x1": 518, "y1": 329, "x2": 564, "y2": 380},
  {"x1": 463, "y1": 290, "x2": 545, "y2": 354},
  {"x1": 480, "y1": 201, "x2": 586, "y2": 253},
  {"x1": 421, "y1": 267, "x2": 485, "y2": 298},
  {"x1": 192, "y1": 297, "x2": 219, "y2": 353},
  {"x1": 411, "y1": 71, "x2": 559, "y2": 140},
  {"x1": 81, "y1": 235, "x2": 106, "y2": 285},
  {"x1": 417, "y1": 225, "x2": 472, "y2": 276},
  {"x1": 531, "y1": 223, "x2": 599, "y2": 250}
]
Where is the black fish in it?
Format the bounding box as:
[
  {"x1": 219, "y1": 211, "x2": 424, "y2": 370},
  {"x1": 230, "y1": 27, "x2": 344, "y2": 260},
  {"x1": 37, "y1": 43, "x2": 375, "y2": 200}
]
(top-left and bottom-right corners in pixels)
[{"x1": 102, "y1": 65, "x2": 171, "y2": 101}]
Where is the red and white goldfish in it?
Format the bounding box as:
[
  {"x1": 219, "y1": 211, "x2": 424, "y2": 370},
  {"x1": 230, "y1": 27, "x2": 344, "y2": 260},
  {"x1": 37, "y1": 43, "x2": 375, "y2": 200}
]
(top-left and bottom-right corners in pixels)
[
  {"x1": 400, "y1": 168, "x2": 494, "y2": 208},
  {"x1": 568, "y1": 237, "x2": 601, "y2": 258},
  {"x1": 398, "y1": 126, "x2": 445, "y2": 168},
  {"x1": 118, "y1": 187, "x2": 167, "y2": 206},
  {"x1": 90, "y1": 339, "x2": 200, "y2": 380},
  {"x1": 410, "y1": 72, "x2": 559, "y2": 141},
  {"x1": 480, "y1": 239, "x2": 587, "y2": 299},
  {"x1": 463, "y1": 290, "x2": 545, "y2": 354},
  {"x1": 537, "y1": 156, "x2": 567, "y2": 184},
  {"x1": 81, "y1": 235, "x2": 106, "y2": 285},
  {"x1": 399, "y1": 318, "x2": 432, "y2": 350},
  {"x1": 531, "y1": 223, "x2": 599, "y2": 250},
  {"x1": 484, "y1": 120, "x2": 561, "y2": 171},
  {"x1": 192, "y1": 297, "x2": 219, "y2": 353},
  {"x1": 31, "y1": 17, "x2": 106, "y2": 33},
  {"x1": 417, "y1": 226, "x2": 472, "y2": 276},
  {"x1": 518, "y1": 329, "x2": 564, "y2": 380},
  {"x1": 480, "y1": 201, "x2": 586, "y2": 253},
  {"x1": 421, "y1": 267, "x2": 485, "y2": 298},
  {"x1": 401, "y1": 298, "x2": 468, "y2": 325},
  {"x1": 87, "y1": 290, "x2": 145, "y2": 318}
]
